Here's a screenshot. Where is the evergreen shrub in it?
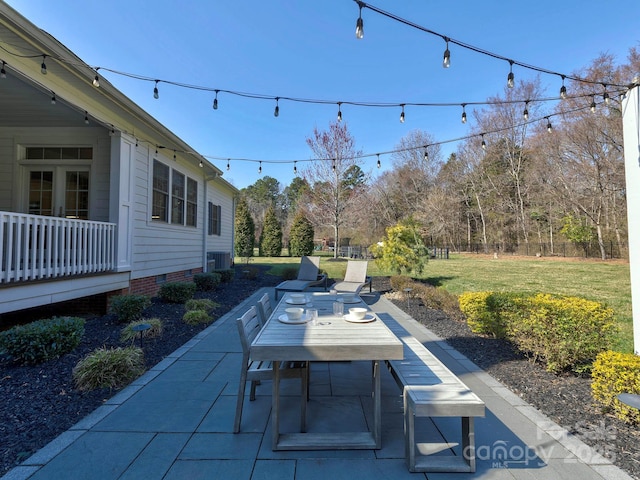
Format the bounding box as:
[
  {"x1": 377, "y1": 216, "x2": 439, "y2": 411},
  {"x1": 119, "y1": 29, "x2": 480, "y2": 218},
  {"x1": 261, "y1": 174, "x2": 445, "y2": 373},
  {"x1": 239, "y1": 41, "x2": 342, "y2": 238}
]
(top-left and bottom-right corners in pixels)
[{"x1": 158, "y1": 282, "x2": 196, "y2": 303}]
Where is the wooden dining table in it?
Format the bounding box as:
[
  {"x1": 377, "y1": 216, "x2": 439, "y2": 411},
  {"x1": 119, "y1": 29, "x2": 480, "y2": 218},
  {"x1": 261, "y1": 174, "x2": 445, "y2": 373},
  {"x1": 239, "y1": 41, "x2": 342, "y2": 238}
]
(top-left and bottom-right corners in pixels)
[{"x1": 250, "y1": 291, "x2": 404, "y2": 451}]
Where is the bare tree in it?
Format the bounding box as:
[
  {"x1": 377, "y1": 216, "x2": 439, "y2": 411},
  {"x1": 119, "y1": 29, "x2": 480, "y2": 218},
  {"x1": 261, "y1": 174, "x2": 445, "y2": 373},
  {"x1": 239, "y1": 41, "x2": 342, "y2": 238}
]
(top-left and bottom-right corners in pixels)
[{"x1": 302, "y1": 122, "x2": 364, "y2": 258}]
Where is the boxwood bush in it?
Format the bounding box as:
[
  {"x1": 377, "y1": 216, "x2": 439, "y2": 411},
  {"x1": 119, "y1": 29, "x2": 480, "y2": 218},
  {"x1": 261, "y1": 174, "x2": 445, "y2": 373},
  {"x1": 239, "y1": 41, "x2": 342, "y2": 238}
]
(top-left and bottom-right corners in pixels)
[
  {"x1": 215, "y1": 269, "x2": 235, "y2": 283},
  {"x1": 158, "y1": 281, "x2": 196, "y2": 303},
  {"x1": 108, "y1": 294, "x2": 151, "y2": 323},
  {"x1": 591, "y1": 351, "x2": 640, "y2": 424},
  {"x1": 183, "y1": 309, "x2": 212, "y2": 325},
  {"x1": 193, "y1": 272, "x2": 222, "y2": 291},
  {"x1": 0, "y1": 316, "x2": 85, "y2": 365}
]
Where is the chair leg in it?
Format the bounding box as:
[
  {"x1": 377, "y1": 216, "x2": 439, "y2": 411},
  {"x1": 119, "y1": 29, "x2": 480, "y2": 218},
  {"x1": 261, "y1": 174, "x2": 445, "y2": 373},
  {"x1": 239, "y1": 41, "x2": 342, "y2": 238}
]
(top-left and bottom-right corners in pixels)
[
  {"x1": 306, "y1": 361, "x2": 310, "y2": 401},
  {"x1": 250, "y1": 380, "x2": 258, "y2": 401},
  {"x1": 301, "y1": 366, "x2": 308, "y2": 433},
  {"x1": 234, "y1": 369, "x2": 248, "y2": 433}
]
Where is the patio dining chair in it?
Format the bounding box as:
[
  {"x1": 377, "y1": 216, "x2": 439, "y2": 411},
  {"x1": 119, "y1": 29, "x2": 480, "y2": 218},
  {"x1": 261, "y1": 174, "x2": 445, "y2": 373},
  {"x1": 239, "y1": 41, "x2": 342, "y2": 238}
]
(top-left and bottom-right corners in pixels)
[
  {"x1": 234, "y1": 306, "x2": 308, "y2": 433},
  {"x1": 256, "y1": 292, "x2": 273, "y2": 326},
  {"x1": 332, "y1": 260, "x2": 369, "y2": 294}
]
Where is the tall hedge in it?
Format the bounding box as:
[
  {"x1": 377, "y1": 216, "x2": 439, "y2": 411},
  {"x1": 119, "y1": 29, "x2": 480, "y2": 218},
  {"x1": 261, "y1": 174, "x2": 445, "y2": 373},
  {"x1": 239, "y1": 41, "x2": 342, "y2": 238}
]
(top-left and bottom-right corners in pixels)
[
  {"x1": 234, "y1": 197, "x2": 255, "y2": 258},
  {"x1": 259, "y1": 206, "x2": 282, "y2": 257},
  {"x1": 288, "y1": 212, "x2": 314, "y2": 257}
]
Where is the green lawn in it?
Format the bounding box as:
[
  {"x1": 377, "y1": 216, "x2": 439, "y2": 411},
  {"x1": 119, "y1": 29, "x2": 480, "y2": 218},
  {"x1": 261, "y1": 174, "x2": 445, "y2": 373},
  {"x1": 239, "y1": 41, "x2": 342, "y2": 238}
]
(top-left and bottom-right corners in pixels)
[{"x1": 240, "y1": 252, "x2": 634, "y2": 353}]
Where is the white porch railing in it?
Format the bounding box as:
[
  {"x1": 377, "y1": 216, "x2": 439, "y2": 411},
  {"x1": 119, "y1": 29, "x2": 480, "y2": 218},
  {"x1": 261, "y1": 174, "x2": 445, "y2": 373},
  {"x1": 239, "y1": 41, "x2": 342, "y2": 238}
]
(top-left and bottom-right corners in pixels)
[{"x1": 0, "y1": 212, "x2": 116, "y2": 284}]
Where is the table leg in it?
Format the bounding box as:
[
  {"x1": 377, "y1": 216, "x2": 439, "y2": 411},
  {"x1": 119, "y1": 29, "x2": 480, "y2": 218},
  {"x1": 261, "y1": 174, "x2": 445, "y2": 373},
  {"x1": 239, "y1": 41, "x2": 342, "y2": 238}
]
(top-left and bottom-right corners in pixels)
[
  {"x1": 272, "y1": 361, "x2": 281, "y2": 449},
  {"x1": 373, "y1": 360, "x2": 381, "y2": 448}
]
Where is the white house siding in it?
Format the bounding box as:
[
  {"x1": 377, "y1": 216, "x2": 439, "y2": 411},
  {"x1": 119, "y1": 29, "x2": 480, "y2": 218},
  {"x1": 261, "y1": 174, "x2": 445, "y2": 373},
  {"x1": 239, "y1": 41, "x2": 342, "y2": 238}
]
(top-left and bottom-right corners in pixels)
[
  {"x1": 206, "y1": 178, "x2": 236, "y2": 255},
  {"x1": 0, "y1": 127, "x2": 110, "y2": 220},
  {"x1": 129, "y1": 145, "x2": 206, "y2": 282}
]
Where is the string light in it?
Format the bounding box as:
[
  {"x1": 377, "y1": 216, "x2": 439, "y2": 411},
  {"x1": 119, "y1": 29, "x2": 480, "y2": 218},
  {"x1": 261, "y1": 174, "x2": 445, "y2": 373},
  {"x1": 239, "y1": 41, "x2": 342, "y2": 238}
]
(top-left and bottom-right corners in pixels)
[
  {"x1": 84, "y1": 111, "x2": 89, "y2": 124},
  {"x1": 423, "y1": 148, "x2": 428, "y2": 161},
  {"x1": 258, "y1": 161, "x2": 262, "y2": 174},
  {"x1": 355, "y1": 1, "x2": 364, "y2": 39},
  {"x1": 481, "y1": 134, "x2": 486, "y2": 150},
  {"x1": 92, "y1": 70, "x2": 100, "y2": 87},
  {"x1": 40, "y1": 55, "x2": 47, "y2": 74},
  {"x1": 274, "y1": 97, "x2": 279, "y2": 117},
  {"x1": 227, "y1": 159, "x2": 230, "y2": 171},
  {"x1": 1, "y1": 61, "x2": 6, "y2": 79},
  {"x1": 50, "y1": 92, "x2": 56, "y2": 105},
  {"x1": 337, "y1": 102, "x2": 342, "y2": 122},
  {"x1": 376, "y1": 154, "x2": 381, "y2": 168},
  {"x1": 602, "y1": 85, "x2": 610, "y2": 105},
  {"x1": 546, "y1": 117, "x2": 553, "y2": 132},
  {"x1": 332, "y1": 158, "x2": 336, "y2": 171},
  {"x1": 153, "y1": 80, "x2": 159, "y2": 99},
  {"x1": 461, "y1": 104, "x2": 467, "y2": 124},
  {"x1": 213, "y1": 90, "x2": 219, "y2": 110},
  {"x1": 173, "y1": 150, "x2": 177, "y2": 161},
  {"x1": 400, "y1": 104, "x2": 405, "y2": 123},
  {"x1": 523, "y1": 100, "x2": 529, "y2": 120},
  {"x1": 293, "y1": 161, "x2": 298, "y2": 174},
  {"x1": 199, "y1": 160, "x2": 203, "y2": 168},
  {"x1": 507, "y1": 60, "x2": 514, "y2": 88},
  {"x1": 560, "y1": 76, "x2": 567, "y2": 99},
  {"x1": 443, "y1": 38, "x2": 450, "y2": 68},
  {"x1": 590, "y1": 96, "x2": 596, "y2": 113}
]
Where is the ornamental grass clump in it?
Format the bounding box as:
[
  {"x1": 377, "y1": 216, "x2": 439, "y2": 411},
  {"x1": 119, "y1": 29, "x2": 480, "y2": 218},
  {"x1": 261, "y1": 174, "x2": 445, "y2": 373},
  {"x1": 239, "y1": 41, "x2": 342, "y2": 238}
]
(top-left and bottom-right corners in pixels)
[
  {"x1": 120, "y1": 318, "x2": 163, "y2": 343},
  {"x1": 73, "y1": 346, "x2": 145, "y2": 391},
  {"x1": 183, "y1": 310, "x2": 212, "y2": 325},
  {"x1": 185, "y1": 299, "x2": 218, "y2": 312},
  {"x1": 0, "y1": 316, "x2": 85, "y2": 365}
]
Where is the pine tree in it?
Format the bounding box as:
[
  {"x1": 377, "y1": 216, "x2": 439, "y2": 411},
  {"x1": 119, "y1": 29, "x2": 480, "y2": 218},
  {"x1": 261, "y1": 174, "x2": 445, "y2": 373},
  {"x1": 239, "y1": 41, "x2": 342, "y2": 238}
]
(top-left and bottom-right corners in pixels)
[
  {"x1": 234, "y1": 198, "x2": 255, "y2": 258},
  {"x1": 289, "y1": 212, "x2": 315, "y2": 257},
  {"x1": 259, "y1": 206, "x2": 283, "y2": 257}
]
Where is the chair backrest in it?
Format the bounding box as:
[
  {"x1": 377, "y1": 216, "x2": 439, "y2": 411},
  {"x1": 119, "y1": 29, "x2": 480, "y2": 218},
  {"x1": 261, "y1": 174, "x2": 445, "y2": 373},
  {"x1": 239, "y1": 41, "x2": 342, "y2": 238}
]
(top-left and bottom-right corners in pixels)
[
  {"x1": 297, "y1": 256, "x2": 320, "y2": 281},
  {"x1": 344, "y1": 260, "x2": 368, "y2": 283},
  {"x1": 236, "y1": 306, "x2": 262, "y2": 361},
  {"x1": 256, "y1": 292, "x2": 273, "y2": 326}
]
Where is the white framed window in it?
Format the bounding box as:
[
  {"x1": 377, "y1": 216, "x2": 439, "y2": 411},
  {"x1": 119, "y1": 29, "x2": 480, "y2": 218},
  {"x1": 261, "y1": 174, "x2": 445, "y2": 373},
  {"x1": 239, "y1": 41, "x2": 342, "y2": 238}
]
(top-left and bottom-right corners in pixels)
[
  {"x1": 152, "y1": 159, "x2": 198, "y2": 227},
  {"x1": 208, "y1": 202, "x2": 221, "y2": 235}
]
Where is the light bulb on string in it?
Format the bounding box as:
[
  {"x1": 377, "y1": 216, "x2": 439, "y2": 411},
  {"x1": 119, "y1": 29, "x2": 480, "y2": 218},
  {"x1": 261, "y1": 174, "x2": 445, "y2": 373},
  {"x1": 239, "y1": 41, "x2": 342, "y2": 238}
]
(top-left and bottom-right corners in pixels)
[
  {"x1": 481, "y1": 134, "x2": 486, "y2": 150},
  {"x1": 602, "y1": 85, "x2": 610, "y2": 105},
  {"x1": 153, "y1": 80, "x2": 159, "y2": 99},
  {"x1": 523, "y1": 100, "x2": 529, "y2": 121},
  {"x1": 546, "y1": 117, "x2": 553, "y2": 132},
  {"x1": 84, "y1": 111, "x2": 89, "y2": 125},
  {"x1": 213, "y1": 90, "x2": 219, "y2": 110},
  {"x1": 337, "y1": 102, "x2": 342, "y2": 122},
  {"x1": 92, "y1": 70, "x2": 100, "y2": 87},
  {"x1": 274, "y1": 98, "x2": 279, "y2": 117},
  {"x1": 443, "y1": 38, "x2": 450, "y2": 68},
  {"x1": 376, "y1": 154, "x2": 381, "y2": 169},
  {"x1": 293, "y1": 161, "x2": 298, "y2": 175},
  {"x1": 461, "y1": 104, "x2": 467, "y2": 124},
  {"x1": 400, "y1": 105, "x2": 405, "y2": 123},
  {"x1": 507, "y1": 60, "x2": 514, "y2": 88},
  {"x1": 355, "y1": 2, "x2": 364, "y2": 39},
  {"x1": 40, "y1": 55, "x2": 47, "y2": 75},
  {"x1": 258, "y1": 161, "x2": 262, "y2": 174},
  {"x1": 560, "y1": 76, "x2": 567, "y2": 99},
  {"x1": 226, "y1": 159, "x2": 230, "y2": 171},
  {"x1": 590, "y1": 96, "x2": 596, "y2": 113},
  {"x1": 50, "y1": 92, "x2": 56, "y2": 105},
  {"x1": 1, "y1": 61, "x2": 6, "y2": 79},
  {"x1": 423, "y1": 148, "x2": 429, "y2": 161},
  {"x1": 332, "y1": 158, "x2": 336, "y2": 171},
  {"x1": 199, "y1": 160, "x2": 203, "y2": 168},
  {"x1": 173, "y1": 151, "x2": 177, "y2": 161}
]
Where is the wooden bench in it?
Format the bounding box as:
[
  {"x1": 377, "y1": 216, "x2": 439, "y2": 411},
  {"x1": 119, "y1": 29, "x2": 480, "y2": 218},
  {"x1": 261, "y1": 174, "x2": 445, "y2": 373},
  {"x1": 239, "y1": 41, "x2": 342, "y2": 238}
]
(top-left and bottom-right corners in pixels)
[{"x1": 381, "y1": 315, "x2": 485, "y2": 473}]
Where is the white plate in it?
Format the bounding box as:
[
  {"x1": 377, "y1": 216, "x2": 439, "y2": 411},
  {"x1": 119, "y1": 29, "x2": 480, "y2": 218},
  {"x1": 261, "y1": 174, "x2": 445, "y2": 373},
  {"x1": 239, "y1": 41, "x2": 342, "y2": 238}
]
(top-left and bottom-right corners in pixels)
[
  {"x1": 285, "y1": 298, "x2": 307, "y2": 305},
  {"x1": 343, "y1": 313, "x2": 376, "y2": 323},
  {"x1": 278, "y1": 314, "x2": 310, "y2": 324}
]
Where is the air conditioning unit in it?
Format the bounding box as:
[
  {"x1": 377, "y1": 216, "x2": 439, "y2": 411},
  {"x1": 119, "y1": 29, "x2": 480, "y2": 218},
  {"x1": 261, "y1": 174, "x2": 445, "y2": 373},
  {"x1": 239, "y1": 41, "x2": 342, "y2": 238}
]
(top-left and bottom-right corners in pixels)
[{"x1": 207, "y1": 251, "x2": 231, "y2": 270}]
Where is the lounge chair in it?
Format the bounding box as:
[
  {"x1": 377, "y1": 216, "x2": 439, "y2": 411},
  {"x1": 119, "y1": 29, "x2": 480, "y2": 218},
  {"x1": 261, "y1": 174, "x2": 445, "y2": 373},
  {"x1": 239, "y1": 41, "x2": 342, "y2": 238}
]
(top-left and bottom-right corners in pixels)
[
  {"x1": 275, "y1": 256, "x2": 327, "y2": 300},
  {"x1": 332, "y1": 260, "x2": 370, "y2": 294}
]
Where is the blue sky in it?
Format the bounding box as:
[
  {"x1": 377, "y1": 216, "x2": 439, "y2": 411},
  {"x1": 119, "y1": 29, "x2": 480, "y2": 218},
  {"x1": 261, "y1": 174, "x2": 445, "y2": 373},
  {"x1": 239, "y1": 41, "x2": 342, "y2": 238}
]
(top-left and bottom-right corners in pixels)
[{"x1": 5, "y1": 0, "x2": 640, "y2": 189}]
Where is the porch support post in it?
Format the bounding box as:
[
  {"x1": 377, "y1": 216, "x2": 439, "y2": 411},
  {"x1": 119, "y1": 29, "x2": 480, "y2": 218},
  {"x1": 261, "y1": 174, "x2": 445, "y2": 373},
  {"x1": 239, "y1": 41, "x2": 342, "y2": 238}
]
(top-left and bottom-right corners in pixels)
[{"x1": 109, "y1": 132, "x2": 134, "y2": 273}]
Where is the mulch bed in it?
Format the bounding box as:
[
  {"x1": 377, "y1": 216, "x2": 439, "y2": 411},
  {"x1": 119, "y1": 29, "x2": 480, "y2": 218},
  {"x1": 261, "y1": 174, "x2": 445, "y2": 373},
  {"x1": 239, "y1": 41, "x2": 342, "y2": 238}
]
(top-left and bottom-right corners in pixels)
[{"x1": 0, "y1": 270, "x2": 638, "y2": 478}]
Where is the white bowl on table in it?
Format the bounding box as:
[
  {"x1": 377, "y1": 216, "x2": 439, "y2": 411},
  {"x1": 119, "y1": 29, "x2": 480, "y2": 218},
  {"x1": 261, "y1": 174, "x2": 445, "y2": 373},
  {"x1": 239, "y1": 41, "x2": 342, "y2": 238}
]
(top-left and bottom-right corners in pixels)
[
  {"x1": 348, "y1": 307, "x2": 367, "y2": 320},
  {"x1": 285, "y1": 307, "x2": 304, "y2": 321},
  {"x1": 289, "y1": 293, "x2": 306, "y2": 304}
]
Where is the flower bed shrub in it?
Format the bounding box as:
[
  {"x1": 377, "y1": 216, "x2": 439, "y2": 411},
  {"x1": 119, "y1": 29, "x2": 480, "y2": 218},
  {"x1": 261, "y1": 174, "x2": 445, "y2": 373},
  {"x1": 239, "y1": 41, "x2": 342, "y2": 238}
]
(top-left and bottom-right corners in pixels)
[
  {"x1": 215, "y1": 269, "x2": 235, "y2": 283},
  {"x1": 193, "y1": 272, "x2": 222, "y2": 291},
  {"x1": 108, "y1": 294, "x2": 151, "y2": 323},
  {"x1": 0, "y1": 316, "x2": 85, "y2": 365},
  {"x1": 158, "y1": 282, "x2": 196, "y2": 303},
  {"x1": 281, "y1": 266, "x2": 298, "y2": 280},
  {"x1": 73, "y1": 346, "x2": 145, "y2": 391},
  {"x1": 183, "y1": 310, "x2": 212, "y2": 325},
  {"x1": 120, "y1": 318, "x2": 163, "y2": 343},
  {"x1": 458, "y1": 291, "x2": 516, "y2": 338},
  {"x1": 389, "y1": 275, "x2": 413, "y2": 292},
  {"x1": 591, "y1": 350, "x2": 640, "y2": 424},
  {"x1": 507, "y1": 293, "x2": 616, "y2": 373}
]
